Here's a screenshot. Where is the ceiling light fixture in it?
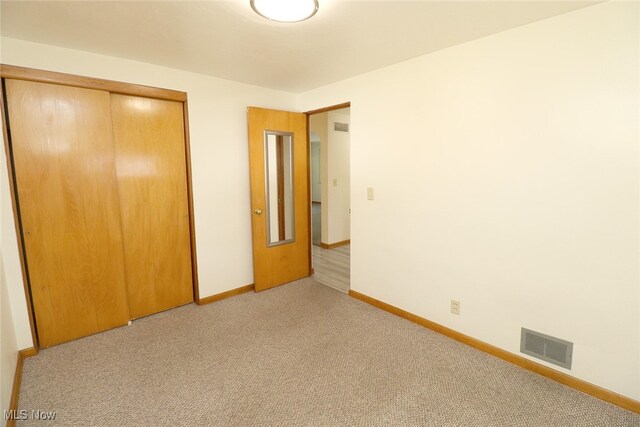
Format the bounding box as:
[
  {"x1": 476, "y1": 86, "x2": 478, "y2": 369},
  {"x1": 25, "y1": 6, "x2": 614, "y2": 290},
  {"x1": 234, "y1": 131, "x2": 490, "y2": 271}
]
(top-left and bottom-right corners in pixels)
[{"x1": 250, "y1": 0, "x2": 319, "y2": 23}]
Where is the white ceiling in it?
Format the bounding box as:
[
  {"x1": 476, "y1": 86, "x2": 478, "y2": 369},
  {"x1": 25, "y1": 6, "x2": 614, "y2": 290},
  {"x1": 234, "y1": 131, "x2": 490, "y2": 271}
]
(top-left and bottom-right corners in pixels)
[{"x1": 1, "y1": 1, "x2": 598, "y2": 93}]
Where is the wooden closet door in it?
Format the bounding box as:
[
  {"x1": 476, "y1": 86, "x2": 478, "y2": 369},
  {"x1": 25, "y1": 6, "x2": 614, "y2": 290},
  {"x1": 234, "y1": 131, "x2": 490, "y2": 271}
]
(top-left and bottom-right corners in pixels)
[
  {"x1": 6, "y1": 79, "x2": 130, "y2": 348},
  {"x1": 110, "y1": 94, "x2": 193, "y2": 319}
]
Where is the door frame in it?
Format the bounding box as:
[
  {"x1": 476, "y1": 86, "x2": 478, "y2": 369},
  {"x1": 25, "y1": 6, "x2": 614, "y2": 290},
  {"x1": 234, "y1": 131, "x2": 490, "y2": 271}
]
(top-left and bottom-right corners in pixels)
[
  {"x1": 0, "y1": 65, "x2": 200, "y2": 349},
  {"x1": 303, "y1": 102, "x2": 351, "y2": 276}
]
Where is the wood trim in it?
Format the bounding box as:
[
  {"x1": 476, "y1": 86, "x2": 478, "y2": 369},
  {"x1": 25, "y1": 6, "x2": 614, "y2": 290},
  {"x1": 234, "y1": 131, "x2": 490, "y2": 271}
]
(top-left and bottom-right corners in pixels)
[
  {"x1": 348, "y1": 290, "x2": 640, "y2": 414},
  {"x1": 7, "y1": 347, "x2": 39, "y2": 426},
  {"x1": 0, "y1": 65, "x2": 186, "y2": 102},
  {"x1": 320, "y1": 239, "x2": 350, "y2": 250},
  {"x1": 196, "y1": 284, "x2": 254, "y2": 305},
  {"x1": 1, "y1": 79, "x2": 40, "y2": 349},
  {"x1": 182, "y1": 101, "x2": 200, "y2": 303},
  {"x1": 304, "y1": 102, "x2": 351, "y2": 115}
]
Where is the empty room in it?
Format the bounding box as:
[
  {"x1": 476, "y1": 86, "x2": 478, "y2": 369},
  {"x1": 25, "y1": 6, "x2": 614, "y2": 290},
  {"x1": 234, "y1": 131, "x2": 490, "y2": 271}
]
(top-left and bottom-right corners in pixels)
[{"x1": 0, "y1": 1, "x2": 639, "y2": 425}]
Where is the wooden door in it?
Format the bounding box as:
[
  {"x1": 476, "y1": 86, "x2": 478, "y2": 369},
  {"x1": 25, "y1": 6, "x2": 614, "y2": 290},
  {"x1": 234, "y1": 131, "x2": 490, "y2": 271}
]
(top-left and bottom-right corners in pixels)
[
  {"x1": 6, "y1": 79, "x2": 130, "y2": 347},
  {"x1": 247, "y1": 107, "x2": 310, "y2": 291},
  {"x1": 110, "y1": 94, "x2": 193, "y2": 318}
]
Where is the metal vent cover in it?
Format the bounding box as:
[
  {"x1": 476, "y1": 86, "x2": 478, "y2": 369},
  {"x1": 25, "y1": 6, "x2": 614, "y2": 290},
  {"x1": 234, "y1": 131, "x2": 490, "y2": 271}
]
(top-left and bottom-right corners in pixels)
[
  {"x1": 520, "y1": 328, "x2": 573, "y2": 369},
  {"x1": 334, "y1": 122, "x2": 349, "y2": 132}
]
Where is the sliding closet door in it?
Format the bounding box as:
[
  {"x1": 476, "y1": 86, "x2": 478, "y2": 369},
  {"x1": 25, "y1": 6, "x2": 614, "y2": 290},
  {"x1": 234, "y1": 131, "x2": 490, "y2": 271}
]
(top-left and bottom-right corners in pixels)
[
  {"x1": 110, "y1": 94, "x2": 193, "y2": 319},
  {"x1": 6, "y1": 79, "x2": 130, "y2": 348}
]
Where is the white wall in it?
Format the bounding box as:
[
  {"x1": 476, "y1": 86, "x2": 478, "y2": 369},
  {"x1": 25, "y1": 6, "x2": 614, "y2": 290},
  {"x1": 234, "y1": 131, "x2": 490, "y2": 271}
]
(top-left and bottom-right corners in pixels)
[
  {"x1": 0, "y1": 37, "x2": 298, "y2": 348},
  {"x1": 1, "y1": 254, "x2": 18, "y2": 425},
  {"x1": 0, "y1": 133, "x2": 31, "y2": 351},
  {"x1": 309, "y1": 114, "x2": 329, "y2": 243},
  {"x1": 1, "y1": 123, "x2": 28, "y2": 422},
  {"x1": 1, "y1": 3, "x2": 21, "y2": 412},
  {"x1": 326, "y1": 110, "x2": 350, "y2": 244},
  {"x1": 1, "y1": 102, "x2": 19, "y2": 420},
  {"x1": 310, "y1": 140, "x2": 321, "y2": 203},
  {"x1": 300, "y1": 2, "x2": 639, "y2": 400}
]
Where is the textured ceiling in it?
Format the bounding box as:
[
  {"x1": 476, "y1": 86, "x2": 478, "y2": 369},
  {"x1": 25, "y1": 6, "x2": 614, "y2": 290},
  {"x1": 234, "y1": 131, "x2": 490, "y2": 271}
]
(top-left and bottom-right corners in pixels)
[{"x1": 1, "y1": 1, "x2": 598, "y2": 93}]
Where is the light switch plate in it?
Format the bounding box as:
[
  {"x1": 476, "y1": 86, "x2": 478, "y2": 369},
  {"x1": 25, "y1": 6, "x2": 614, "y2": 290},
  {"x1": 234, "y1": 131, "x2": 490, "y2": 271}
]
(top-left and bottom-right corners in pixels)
[{"x1": 367, "y1": 187, "x2": 374, "y2": 200}]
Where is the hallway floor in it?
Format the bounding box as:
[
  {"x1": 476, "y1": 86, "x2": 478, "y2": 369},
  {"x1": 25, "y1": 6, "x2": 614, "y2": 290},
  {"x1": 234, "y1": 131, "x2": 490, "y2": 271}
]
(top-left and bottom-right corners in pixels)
[{"x1": 312, "y1": 244, "x2": 350, "y2": 293}]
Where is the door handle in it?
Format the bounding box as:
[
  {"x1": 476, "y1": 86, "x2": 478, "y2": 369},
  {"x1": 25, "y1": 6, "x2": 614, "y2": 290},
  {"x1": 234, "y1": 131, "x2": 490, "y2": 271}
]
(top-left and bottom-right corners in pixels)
[{"x1": 254, "y1": 208, "x2": 263, "y2": 216}]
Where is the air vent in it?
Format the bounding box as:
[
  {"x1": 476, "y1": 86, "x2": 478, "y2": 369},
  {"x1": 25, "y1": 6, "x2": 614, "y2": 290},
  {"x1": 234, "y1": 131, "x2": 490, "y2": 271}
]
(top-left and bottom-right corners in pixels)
[
  {"x1": 334, "y1": 122, "x2": 349, "y2": 132},
  {"x1": 520, "y1": 328, "x2": 573, "y2": 369}
]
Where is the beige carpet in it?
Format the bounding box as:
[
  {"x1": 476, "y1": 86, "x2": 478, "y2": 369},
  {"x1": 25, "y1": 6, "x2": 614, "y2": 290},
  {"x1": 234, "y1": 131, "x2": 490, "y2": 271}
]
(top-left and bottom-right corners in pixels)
[{"x1": 18, "y1": 278, "x2": 639, "y2": 426}]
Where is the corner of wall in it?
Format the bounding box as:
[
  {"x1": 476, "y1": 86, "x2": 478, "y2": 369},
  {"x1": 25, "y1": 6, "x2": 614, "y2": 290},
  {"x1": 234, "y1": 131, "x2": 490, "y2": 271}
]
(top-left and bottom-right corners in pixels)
[{"x1": 0, "y1": 254, "x2": 19, "y2": 422}]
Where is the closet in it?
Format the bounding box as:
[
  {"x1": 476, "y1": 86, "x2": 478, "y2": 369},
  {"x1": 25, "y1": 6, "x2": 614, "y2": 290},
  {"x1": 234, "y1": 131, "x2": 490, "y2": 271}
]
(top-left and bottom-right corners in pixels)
[{"x1": 2, "y1": 68, "x2": 197, "y2": 348}]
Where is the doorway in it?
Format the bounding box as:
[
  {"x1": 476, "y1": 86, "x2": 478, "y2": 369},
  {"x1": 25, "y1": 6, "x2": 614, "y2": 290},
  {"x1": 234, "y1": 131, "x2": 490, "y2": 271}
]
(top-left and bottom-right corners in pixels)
[{"x1": 306, "y1": 103, "x2": 351, "y2": 293}]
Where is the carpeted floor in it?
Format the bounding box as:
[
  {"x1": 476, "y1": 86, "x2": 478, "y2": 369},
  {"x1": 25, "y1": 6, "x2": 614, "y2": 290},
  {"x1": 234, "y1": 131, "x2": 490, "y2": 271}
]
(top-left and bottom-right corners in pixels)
[{"x1": 18, "y1": 278, "x2": 639, "y2": 426}]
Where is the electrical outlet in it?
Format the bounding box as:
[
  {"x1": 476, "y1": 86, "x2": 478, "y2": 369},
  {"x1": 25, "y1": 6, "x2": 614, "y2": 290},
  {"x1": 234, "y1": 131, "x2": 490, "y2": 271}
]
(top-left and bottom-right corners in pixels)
[
  {"x1": 450, "y1": 300, "x2": 460, "y2": 315},
  {"x1": 367, "y1": 187, "x2": 374, "y2": 200}
]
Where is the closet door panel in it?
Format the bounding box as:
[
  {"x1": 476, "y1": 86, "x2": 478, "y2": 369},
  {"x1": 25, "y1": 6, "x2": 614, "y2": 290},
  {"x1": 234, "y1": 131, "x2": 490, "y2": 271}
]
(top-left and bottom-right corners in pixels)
[
  {"x1": 110, "y1": 94, "x2": 193, "y2": 319},
  {"x1": 6, "y1": 79, "x2": 130, "y2": 347}
]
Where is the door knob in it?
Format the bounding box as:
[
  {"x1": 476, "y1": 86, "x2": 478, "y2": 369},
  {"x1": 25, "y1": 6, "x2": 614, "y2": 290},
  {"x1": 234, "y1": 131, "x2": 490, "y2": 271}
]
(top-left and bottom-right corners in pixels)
[{"x1": 254, "y1": 208, "x2": 263, "y2": 216}]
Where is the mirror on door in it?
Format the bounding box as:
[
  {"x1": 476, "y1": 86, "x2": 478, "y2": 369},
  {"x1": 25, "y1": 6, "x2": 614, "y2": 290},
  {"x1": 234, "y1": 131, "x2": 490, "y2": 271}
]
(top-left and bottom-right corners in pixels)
[{"x1": 264, "y1": 131, "x2": 295, "y2": 246}]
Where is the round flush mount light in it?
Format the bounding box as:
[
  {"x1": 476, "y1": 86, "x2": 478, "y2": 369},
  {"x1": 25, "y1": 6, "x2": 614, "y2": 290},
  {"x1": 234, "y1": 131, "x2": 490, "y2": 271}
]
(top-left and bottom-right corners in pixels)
[{"x1": 250, "y1": 0, "x2": 319, "y2": 23}]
